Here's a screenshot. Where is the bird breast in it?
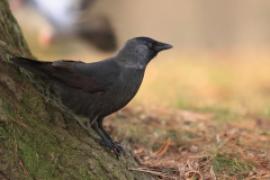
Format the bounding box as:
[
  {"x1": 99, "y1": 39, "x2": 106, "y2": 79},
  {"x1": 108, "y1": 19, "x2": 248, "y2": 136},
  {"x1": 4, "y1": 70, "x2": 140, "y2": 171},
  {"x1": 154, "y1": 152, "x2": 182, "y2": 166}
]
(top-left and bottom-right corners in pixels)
[{"x1": 100, "y1": 68, "x2": 145, "y2": 116}]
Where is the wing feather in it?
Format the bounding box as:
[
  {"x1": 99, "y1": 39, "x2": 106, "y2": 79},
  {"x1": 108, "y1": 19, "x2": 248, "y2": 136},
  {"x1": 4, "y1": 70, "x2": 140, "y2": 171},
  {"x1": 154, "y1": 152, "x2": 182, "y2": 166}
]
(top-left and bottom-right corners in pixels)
[{"x1": 12, "y1": 57, "x2": 119, "y2": 93}]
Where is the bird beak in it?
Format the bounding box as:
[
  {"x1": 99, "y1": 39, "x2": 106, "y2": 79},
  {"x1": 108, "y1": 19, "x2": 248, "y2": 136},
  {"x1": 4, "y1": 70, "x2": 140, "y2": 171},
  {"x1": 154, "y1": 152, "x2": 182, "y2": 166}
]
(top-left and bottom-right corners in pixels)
[{"x1": 154, "y1": 42, "x2": 173, "y2": 52}]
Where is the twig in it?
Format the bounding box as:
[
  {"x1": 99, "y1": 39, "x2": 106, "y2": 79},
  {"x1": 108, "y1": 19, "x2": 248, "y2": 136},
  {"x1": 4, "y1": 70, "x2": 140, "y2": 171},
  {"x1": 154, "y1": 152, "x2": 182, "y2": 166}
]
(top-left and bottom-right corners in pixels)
[
  {"x1": 129, "y1": 167, "x2": 171, "y2": 178},
  {"x1": 153, "y1": 138, "x2": 172, "y2": 157}
]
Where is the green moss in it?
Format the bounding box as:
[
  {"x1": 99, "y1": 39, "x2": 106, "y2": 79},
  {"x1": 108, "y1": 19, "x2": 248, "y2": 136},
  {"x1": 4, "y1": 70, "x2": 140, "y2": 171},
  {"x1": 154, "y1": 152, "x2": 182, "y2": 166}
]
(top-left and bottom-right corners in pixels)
[
  {"x1": 212, "y1": 153, "x2": 253, "y2": 179},
  {"x1": 7, "y1": 121, "x2": 56, "y2": 179},
  {"x1": 0, "y1": 125, "x2": 7, "y2": 140},
  {"x1": 1, "y1": 100, "x2": 16, "y2": 118}
]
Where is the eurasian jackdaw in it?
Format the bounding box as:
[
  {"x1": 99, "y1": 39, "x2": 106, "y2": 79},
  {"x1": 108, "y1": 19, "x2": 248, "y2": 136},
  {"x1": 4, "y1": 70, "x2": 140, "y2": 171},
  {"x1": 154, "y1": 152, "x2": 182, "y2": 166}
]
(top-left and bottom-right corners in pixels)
[{"x1": 13, "y1": 37, "x2": 172, "y2": 156}]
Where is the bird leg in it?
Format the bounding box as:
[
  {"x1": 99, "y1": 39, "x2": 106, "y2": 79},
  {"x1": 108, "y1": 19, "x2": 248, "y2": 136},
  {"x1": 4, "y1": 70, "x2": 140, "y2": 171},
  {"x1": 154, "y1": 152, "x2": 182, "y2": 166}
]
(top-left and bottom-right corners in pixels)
[{"x1": 91, "y1": 117, "x2": 124, "y2": 157}]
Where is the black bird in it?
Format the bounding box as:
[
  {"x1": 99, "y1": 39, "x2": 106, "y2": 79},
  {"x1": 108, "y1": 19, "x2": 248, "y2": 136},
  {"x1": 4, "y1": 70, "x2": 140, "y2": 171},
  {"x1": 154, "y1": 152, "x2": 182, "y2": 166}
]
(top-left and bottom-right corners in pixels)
[{"x1": 13, "y1": 37, "x2": 172, "y2": 156}]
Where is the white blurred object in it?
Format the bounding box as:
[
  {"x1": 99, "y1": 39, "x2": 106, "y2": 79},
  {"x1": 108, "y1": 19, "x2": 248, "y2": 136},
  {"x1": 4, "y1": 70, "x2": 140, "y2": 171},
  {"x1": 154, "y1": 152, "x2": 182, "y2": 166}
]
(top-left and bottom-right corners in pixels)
[
  {"x1": 10, "y1": 0, "x2": 117, "y2": 51},
  {"x1": 33, "y1": 0, "x2": 78, "y2": 30}
]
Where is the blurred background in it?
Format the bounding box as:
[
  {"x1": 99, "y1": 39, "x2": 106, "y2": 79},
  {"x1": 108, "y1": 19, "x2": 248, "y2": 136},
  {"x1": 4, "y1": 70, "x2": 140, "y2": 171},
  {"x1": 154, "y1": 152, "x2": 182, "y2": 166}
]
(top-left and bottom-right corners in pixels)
[
  {"x1": 9, "y1": 0, "x2": 270, "y2": 117},
  {"x1": 9, "y1": 1, "x2": 270, "y2": 178}
]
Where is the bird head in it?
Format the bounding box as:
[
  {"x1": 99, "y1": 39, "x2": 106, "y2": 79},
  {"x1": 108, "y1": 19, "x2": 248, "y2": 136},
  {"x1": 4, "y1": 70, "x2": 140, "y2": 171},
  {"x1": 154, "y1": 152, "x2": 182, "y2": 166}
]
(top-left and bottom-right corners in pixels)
[{"x1": 116, "y1": 37, "x2": 172, "y2": 69}]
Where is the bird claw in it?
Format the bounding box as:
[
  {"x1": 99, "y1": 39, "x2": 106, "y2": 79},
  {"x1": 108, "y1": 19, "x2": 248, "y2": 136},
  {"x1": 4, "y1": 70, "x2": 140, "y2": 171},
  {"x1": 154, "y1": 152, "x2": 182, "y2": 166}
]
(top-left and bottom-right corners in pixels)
[
  {"x1": 112, "y1": 142, "x2": 125, "y2": 158},
  {"x1": 100, "y1": 140, "x2": 125, "y2": 158}
]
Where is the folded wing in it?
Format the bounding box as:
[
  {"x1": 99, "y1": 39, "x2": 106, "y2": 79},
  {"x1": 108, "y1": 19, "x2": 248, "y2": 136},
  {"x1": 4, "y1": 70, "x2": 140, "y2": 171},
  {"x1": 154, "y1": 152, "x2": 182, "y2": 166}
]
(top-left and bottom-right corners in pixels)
[{"x1": 12, "y1": 57, "x2": 119, "y2": 93}]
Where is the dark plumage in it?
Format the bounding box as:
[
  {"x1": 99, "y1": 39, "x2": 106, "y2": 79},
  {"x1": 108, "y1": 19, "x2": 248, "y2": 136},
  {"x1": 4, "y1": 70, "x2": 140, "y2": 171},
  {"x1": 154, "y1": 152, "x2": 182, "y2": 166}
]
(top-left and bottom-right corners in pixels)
[{"x1": 13, "y1": 37, "x2": 172, "y2": 156}]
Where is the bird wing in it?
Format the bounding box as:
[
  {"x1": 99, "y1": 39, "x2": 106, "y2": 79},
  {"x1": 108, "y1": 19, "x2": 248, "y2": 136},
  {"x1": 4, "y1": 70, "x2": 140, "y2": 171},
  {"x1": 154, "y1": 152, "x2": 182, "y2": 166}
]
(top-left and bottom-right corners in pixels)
[{"x1": 12, "y1": 57, "x2": 120, "y2": 93}]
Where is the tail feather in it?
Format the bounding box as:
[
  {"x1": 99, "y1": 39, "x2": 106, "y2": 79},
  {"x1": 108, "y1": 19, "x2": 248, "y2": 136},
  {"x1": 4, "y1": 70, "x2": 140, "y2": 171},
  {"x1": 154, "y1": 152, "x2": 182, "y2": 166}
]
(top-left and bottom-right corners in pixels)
[
  {"x1": 12, "y1": 57, "x2": 47, "y2": 67},
  {"x1": 11, "y1": 57, "x2": 51, "y2": 77}
]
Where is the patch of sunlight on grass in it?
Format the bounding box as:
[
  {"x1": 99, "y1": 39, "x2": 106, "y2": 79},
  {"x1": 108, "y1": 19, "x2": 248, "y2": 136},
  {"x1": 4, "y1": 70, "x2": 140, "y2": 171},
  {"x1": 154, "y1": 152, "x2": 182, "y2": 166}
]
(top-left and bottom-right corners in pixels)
[
  {"x1": 133, "y1": 53, "x2": 270, "y2": 120},
  {"x1": 179, "y1": 103, "x2": 240, "y2": 122}
]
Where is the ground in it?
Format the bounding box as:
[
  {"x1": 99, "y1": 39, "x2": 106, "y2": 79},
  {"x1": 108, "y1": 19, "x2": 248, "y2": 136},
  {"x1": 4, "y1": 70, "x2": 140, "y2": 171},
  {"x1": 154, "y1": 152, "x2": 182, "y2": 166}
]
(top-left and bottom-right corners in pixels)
[
  {"x1": 105, "y1": 53, "x2": 270, "y2": 179},
  {"x1": 107, "y1": 106, "x2": 270, "y2": 179}
]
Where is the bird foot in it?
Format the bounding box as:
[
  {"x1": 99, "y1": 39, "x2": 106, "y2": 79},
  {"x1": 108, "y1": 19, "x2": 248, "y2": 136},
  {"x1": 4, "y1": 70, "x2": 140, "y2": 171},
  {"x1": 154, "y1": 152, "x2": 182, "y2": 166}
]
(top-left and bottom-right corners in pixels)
[
  {"x1": 112, "y1": 142, "x2": 125, "y2": 157},
  {"x1": 101, "y1": 141, "x2": 125, "y2": 158}
]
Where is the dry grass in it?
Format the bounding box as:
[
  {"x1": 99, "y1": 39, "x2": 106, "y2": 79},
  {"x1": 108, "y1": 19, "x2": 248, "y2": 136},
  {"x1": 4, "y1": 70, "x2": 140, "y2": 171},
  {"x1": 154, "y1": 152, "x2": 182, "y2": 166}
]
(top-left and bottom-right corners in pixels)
[
  {"x1": 105, "y1": 52, "x2": 270, "y2": 179},
  {"x1": 107, "y1": 106, "x2": 270, "y2": 179}
]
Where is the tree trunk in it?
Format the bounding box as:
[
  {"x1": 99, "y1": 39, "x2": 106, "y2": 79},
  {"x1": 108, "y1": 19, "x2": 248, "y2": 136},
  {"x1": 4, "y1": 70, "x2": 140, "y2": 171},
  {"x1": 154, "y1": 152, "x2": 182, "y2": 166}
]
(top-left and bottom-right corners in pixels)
[{"x1": 0, "y1": 1, "x2": 149, "y2": 179}]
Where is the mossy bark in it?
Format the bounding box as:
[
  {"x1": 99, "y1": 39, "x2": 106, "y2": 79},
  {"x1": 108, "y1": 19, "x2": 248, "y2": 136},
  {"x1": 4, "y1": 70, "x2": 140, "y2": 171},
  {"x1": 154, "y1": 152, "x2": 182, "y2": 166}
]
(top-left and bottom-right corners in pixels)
[{"x1": 0, "y1": 1, "x2": 150, "y2": 179}]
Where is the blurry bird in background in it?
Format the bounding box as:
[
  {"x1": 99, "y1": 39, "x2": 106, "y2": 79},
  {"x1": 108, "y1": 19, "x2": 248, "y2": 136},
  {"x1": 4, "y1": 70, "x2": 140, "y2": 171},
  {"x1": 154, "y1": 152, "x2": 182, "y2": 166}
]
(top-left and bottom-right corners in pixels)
[{"x1": 9, "y1": 0, "x2": 118, "y2": 51}]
